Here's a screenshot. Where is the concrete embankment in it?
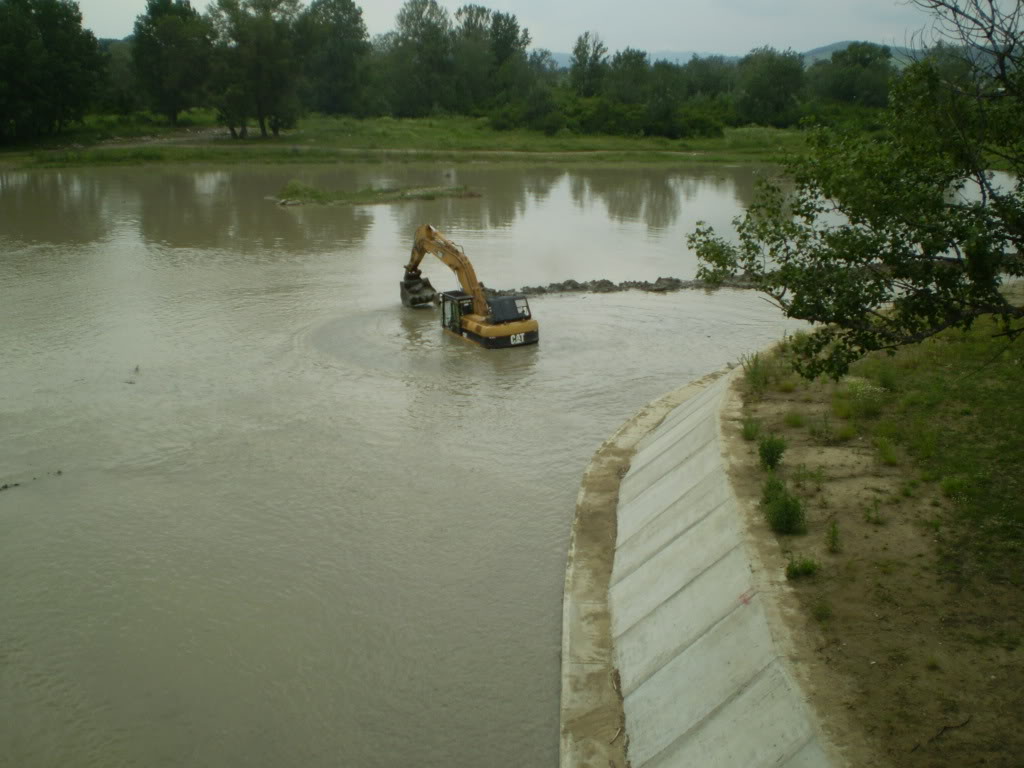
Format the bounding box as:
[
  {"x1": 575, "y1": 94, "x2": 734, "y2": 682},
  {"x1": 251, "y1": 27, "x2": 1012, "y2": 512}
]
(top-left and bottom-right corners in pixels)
[{"x1": 561, "y1": 371, "x2": 838, "y2": 768}]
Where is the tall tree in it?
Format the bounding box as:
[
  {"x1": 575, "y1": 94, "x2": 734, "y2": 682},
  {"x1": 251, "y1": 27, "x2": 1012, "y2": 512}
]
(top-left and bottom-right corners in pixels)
[
  {"x1": 207, "y1": 0, "x2": 303, "y2": 137},
  {"x1": 682, "y1": 54, "x2": 736, "y2": 99},
  {"x1": 605, "y1": 47, "x2": 650, "y2": 104},
  {"x1": 488, "y1": 10, "x2": 528, "y2": 71},
  {"x1": 569, "y1": 31, "x2": 607, "y2": 98},
  {"x1": 690, "y1": 1, "x2": 1024, "y2": 378},
  {"x1": 98, "y1": 39, "x2": 142, "y2": 115},
  {"x1": 806, "y1": 42, "x2": 893, "y2": 107},
  {"x1": 451, "y1": 3, "x2": 492, "y2": 111},
  {"x1": 391, "y1": 0, "x2": 454, "y2": 115},
  {"x1": 0, "y1": 0, "x2": 103, "y2": 141},
  {"x1": 296, "y1": 0, "x2": 369, "y2": 114},
  {"x1": 735, "y1": 46, "x2": 804, "y2": 126},
  {"x1": 132, "y1": 0, "x2": 213, "y2": 124}
]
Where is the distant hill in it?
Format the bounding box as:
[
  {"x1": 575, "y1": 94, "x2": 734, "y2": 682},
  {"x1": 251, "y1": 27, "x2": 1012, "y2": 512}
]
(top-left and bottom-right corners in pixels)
[{"x1": 803, "y1": 40, "x2": 916, "y2": 67}]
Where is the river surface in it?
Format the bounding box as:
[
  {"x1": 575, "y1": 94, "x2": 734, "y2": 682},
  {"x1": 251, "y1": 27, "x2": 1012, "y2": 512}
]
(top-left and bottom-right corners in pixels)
[{"x1": 1, "y1": 163, "x2": 803, "y2": 767}]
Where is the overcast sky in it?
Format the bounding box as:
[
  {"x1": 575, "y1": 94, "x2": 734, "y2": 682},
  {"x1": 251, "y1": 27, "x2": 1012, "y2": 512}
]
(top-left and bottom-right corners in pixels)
[{"x1": 77, "y1": 0, "x2": 933, "y2": 56}]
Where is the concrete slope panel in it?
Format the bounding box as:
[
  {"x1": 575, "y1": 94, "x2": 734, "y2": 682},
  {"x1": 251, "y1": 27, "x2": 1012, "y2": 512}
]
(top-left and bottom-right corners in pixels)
[
  {"x1": 644, "y1": 661, "x2": 823, "y2": 768},
  {"x1": 614, "y1": 545, "x2": 752, "y2": 698},
  {"x1": 616, "y1": 444, "x2": 724, "y2": 544},
  {"x1": 618, "y1": 415, "x2": 718, "y2": 507},
  {"x1": 634, "y1": 378, "x2": 726, "y2": 453},
  {"x1": 613, "y1": 469, "x2": 729, "y2": 586},
  {"x1": 610, "y1": 502, "x2": 740, "y2": 635},
  {"x1": 620, "y1": 598, "x2": 776, "y2": 766}
]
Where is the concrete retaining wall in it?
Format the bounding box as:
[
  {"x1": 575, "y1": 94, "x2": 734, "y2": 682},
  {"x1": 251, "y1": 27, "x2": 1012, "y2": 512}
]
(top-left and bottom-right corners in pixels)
[
  {"x1": 609, "y1": 374, "x2": 833, "y2": 768},
  {"x1": 560, "y1": 372, "x2": 838, "y2": 768}
]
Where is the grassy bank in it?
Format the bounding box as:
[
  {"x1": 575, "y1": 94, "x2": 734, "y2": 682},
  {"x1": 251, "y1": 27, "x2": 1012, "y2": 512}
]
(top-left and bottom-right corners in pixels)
[
  {"x1": 728, "y1": 304, "x2": 1023, "y2": 766},
  {"x1": 2, "y1": 112, "x2": 806, "y2": 168}
]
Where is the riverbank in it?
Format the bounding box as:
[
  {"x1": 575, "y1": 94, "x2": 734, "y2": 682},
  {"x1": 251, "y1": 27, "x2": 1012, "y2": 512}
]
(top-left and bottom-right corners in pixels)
[
  {"x1": 561, "y1": 371, "x2": 843, "y2": 768},
  {"x1": 0, "y1": 113, "x2": 805, "y2": 169},
  {"x1": 563, "y1": 302, "x2": 1023, "y2": 767},
  {"x1": 726, "y1": 318, "x2": 1023, "y2": 767}
]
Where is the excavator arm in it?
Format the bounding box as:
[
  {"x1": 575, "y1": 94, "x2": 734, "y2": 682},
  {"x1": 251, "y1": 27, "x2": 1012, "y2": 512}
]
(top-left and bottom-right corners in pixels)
[{"x1": 401, "y1": 224, "x2": 489, "y2": 316}]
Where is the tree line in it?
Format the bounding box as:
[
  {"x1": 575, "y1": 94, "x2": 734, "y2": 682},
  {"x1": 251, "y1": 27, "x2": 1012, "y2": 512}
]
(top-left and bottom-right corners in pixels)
[{"x1": 1, "y1": 0, "x2": 901, "y2": 143}]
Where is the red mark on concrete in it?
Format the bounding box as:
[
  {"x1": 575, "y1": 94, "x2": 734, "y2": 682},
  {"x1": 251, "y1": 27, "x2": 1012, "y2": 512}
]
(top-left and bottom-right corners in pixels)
[{"x1": 738, "y1": 588, "x2": 756, "y2": 605}]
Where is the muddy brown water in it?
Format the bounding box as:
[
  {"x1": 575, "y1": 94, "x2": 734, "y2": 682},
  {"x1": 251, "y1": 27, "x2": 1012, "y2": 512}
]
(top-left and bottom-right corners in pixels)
[{"x1": 1, "y1": 164, "x2": 803, "y2": 767}]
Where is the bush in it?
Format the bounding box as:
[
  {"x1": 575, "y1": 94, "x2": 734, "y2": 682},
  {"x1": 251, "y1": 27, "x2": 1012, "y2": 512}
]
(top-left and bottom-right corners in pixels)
[
  {"x1": 761, "y1": 476, "x2": 806, "y2": 534},
  {"x1": 786, "y1": 555, "x2": 820, "y2": 579},
  {"x1": 758, "y1": 433, "x2": 787, "y2": 470},
  {"x1": 847, "y1": 380, "x2": 886, "y2": 419},
  {"x1": 741, "y1": 351, "x2": 772, "y2": 395},
  {"x1": 741, "y1": 416, "x2": 761, "y2": 441}
]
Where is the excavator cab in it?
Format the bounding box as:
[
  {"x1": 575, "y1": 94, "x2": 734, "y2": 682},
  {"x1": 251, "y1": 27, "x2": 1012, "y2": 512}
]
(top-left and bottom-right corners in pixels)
[{"x1": 440, "y1": 291, "x2": 473, "y2": 334}]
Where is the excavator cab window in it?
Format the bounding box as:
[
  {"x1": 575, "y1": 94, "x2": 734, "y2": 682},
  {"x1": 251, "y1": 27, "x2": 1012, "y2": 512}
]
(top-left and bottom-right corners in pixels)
[{"x1": 440, "y1": 292, "x2": 468, "y2": 334}]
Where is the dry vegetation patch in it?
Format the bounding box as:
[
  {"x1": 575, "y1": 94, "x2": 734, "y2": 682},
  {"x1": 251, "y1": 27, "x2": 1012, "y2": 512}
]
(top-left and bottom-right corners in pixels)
[{"x1": 724, "y1": 326, "x2": 1023, "y2": 767}]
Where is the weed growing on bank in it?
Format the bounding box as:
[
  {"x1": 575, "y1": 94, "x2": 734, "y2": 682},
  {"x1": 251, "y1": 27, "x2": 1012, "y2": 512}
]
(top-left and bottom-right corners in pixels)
[{"x1": 758, "y1": 434, "x2": 787, "y2": 470}]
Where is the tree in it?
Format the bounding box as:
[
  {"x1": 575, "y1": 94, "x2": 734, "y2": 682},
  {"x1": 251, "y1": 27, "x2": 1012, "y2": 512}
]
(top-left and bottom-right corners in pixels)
[
  {"x1": 451, "y1": 4, "x2": 493, "y2": 112},
  {"x1": 682, "y1": 54, "x2": 736, "y2": 99},
  {"x1": 0, "y1": 0, "x2": 103, "y2": 141},
  {"x1": 390, "y1": 0, "x2": 454, "y2": 115},
  {"x1": 488, "y1": 10, "x2": 528, "y2": 71},
  {"x1": 806, "y1": 42, "x2": 893, "y2": 107},
  {"x1": 207, "y1": 0, "x2": 303, "y2": 137},
  {"x1": 98, "y1": 39, "x2": 142, "y2": 115},
  {"x1": 132, "y1": 0, "x2": 213, "y2": 124},
  {"x1": 689, "y1": 0, "x2": 1024, "y2": 378},
  {"x1": 604, "y1": 47, "x2": 650, "y2": 105},
  {"x1": 569, "y1": 31, "x2": 607, "y2": 98},
  {"x1": 735, "y1": 46, "x2": 804, "y2": 126},
  {"x1": 296, "y1": 0, "x2": 369, "y2": 114}
]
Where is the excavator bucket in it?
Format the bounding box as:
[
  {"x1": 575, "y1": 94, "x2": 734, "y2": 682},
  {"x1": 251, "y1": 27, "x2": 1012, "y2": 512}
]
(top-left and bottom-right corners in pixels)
[{"x1": 400, "y1": 272, "x2": 437, "y2": 308}]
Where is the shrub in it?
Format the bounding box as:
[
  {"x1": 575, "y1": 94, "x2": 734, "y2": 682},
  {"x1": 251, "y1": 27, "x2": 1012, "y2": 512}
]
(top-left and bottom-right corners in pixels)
[
  {"x1": 758, "y1": 433, "x2": 787, "y2": 470},
  {"x1": 786, "y1": 555, "x2": 820, "y2": 579},
  {"x1": 847, "y1": 380, "x2": 886, "y2": 419},
  {"x1": 741, "y1": 416, "x2": 761, "y2": 441},
  {"x1": 784, "y1": 410, "x2": 805, "y2": 428},
  {"x1": 762, "y1": 477, "x2": 806, "y2": 534},
  {"x1": 741, "y1": 351, "x2": 771, "y2": 395},
  {"x1": 761, "y1": 473, "x2": 786, "y2": 506}
]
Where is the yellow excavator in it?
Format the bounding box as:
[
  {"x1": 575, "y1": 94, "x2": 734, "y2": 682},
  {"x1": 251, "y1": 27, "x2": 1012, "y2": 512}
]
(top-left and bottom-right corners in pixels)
[{"x1": 400, "y1": 224, "x2": 539, "y2": 348}]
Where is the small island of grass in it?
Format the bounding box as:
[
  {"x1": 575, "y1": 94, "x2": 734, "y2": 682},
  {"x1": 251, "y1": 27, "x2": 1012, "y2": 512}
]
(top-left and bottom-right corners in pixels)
[{"x1": 277, "y1": 179, "x2": 481, "y2": 206}]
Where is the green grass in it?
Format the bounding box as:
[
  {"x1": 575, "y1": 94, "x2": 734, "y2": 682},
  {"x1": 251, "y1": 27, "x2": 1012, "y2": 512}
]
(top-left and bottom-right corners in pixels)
[
  {"x1": 847, "y1": 313, "x2": 1024, "y2": 585},
  {"x1": 2, "y1": 113, "x2": 806, "y2": 169},
  {"x1": 875, "y1": 436, "x2": 899, "y2": 466},
  {"x1": 784, "y1": 410, "x2": 806, "y2": 428},
  {"x1": 741, "y1": 416, "x2": 762, "y2": 441},
  {"x1": 826, "y1": 520, "x2": 841, "y2": 553}
]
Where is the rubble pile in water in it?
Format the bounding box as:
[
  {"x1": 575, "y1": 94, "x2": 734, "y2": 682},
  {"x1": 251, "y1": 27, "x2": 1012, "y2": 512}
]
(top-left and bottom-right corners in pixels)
[{"x1": 485, "y1": 274, "x2": 756, "y2": 297}]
